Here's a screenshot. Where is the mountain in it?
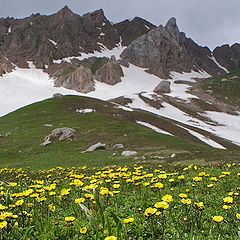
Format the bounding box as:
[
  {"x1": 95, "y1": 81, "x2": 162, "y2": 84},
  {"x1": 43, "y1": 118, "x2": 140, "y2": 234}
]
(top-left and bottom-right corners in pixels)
[{"x1": 0, "y1": 6, "x2": 240, "y2": 151}]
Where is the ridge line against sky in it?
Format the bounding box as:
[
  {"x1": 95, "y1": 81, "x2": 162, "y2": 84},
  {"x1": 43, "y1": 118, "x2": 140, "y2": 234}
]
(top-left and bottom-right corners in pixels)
[{"x1": 0, "y1": 0, "x2": 239, "y2": 50}]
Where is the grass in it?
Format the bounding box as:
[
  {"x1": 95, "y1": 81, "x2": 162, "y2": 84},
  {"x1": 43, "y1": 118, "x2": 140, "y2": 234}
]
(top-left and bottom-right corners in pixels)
[
  {"x1": 0, "y1": 95, "x2": 239, "y2": 170},
  {"x1": 201, "y1": 70, "x2": 240, "y2": 106},
  {"x1": 91, "y1": 58, "x2": 104, "y2": 75},
  {"x1": 1, "y1": 162, "x2": 240, "y2": 239}
]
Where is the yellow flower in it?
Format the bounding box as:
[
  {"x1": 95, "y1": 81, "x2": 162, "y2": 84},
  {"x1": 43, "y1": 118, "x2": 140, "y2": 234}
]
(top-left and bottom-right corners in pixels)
[
  {"x1": 49, "y1": 191, "x2": 56, "y2": 196},
  {"x1": 223, "y1": 197, "x2": 233, "y2": 204},
  {"x1": 49, "y1": 204, "x2": 55, "y2": 212},
  {"x1": 65, "y1": 217, "x2": 75, "y2": 222},
  {"x1": 80, "y1": 227, "x2": 87, "y2": 234},
  {"x1": 169, "y1": 178, "x2": 174, "y2": 183},
  {"x1": 15, "y1": 199, "x2": 24, "y2": 206},
  {"x1": 61, "y1": 188, "x2": 70, "y2": 196},
  {"x1": 75, "y1": 198, "x2": 85, "y2": 204},
  {"x1": 144, "y1": 207, "x2": 157, "y2": 216},
  {"x1": 105, "y1": 236, "x2": 117, "y2": 240},
  {"x1": 181, "y1": 199, "x2": 192, "y2": 205},
  {"x1": 113, "y1": 184, "x2": 120, "y2": 189},
  {"x1": 207, "y1": 184, "x2": 213, "y2": 188},
  {"x1": 178, "y1": 193, "x2": 188, "y2": 198},
  {"x1": 210, "y1": 177, "x2": 218, "y2": 181},
  {"x1": 162, "y1": 194, "x2": 173, "y2": 203},
  {"x1": 194, "y1": 202, "x2": 204, "y2": 208},
  {"x1": 213, "y1": 216, "x2": 224, "y2": 223},
  {"x1": 27, "y1": 203, "x2": 33, "y2": 208},
  {"x1": 0, "y1": 221, "x2": 7, "y2": 229},
  {"x1": 223, "y1": 205, "x2": 231, "y2": 210},
  {"x1": 178, "y1": 175, "x2": 184, "y2": 180},
  {"x1": 123, "y1": 218, "x2": 134, "y2": 224},
  {"x1": 155, "y1": 201, "x2": 169, "y2": 210},
  {"x1": 236, "y1": 213, "x2": 240, "y2": 220},
  {"x1": 192, "y1": 177, "x2": 202, "y2": 182},
  {"x1": 154, "y1": 182, "x2": 163, "y2": 189}
]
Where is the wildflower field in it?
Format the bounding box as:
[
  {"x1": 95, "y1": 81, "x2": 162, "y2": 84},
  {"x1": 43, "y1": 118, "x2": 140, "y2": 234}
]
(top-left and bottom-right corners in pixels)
[{"x1": 0, "y1": 162, "x2": 240, "y2": 239}]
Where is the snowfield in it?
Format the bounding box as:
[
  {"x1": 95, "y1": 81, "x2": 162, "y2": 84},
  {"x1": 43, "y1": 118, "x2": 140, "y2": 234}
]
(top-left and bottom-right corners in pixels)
[{"x1": 1, "y1": 46, "x2": 240, "y2": 149}]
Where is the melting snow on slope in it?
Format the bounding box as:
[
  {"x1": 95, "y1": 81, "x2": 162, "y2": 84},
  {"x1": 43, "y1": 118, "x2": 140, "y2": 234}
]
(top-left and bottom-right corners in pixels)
[
  {"x1": 0, "y1": 63, "x2": 81, "y2": 117},
  {"x1": 136, "y1": 121, "x2": 173, "y2": 136},
  {"x1": 53, "y1": 41, "x2": 126, "y2": 64},
  {"x1": 209, "y1": 55, "x2": 229, "y2": 73},
  {"x1": 177, "y1": 125, "x2": 226, "y2": 149},
  {"x1": 165, "y1": 70, "x2": 211, "y2": 101},
  {"x1": 129, "y1": 95, "x2": 240, "y2": 146},
  {"x1": 88, "y1": 64, "x2": 161, "y2": 100}
]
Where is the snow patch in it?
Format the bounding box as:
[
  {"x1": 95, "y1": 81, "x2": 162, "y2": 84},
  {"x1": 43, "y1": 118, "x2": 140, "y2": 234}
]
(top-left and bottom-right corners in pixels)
[
  {"x1": 53, "y1": 40, "x2": 126, "y2": 64},
  {"x1": 76, "y1": 109, "x2": 95, "y2": 114},
  {"x1": 7, "y1": 26, "x2": 12, "y2": 34},
  {"x1": 113, "y1": 104, "x2": 133, "y2": 112},
  {"x1": 145, "y1": 25, "x2": 150, "y2": 30},
  {"x1": 209, "y1": 55, "x2": 229, "y2": 73},
  {"x1": 136, "y1": 121, "x2": 173, "y2": 136},
  {"x1": 48, "y1": 39, "x2": 57, "y2": 46},
  {"x1": 177, "y1": 125, "x2": 226, "y2": 149},
  {"x1": 0, "y1": 65, "x2": 82, "y2": 117}
]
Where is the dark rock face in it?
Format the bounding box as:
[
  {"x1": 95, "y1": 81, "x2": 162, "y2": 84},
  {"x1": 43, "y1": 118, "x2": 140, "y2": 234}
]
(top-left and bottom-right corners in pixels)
[
  {"x1": 121, "y1": 17, "x2": 239, "y2": 78},
  {"x1": 0, "y1": 7, "x2": 119, "y2": 68},
  {"x1": 95, "y1": 56, "x2": 124, "y2": 85},
  {"x1": 114, "y1": 17, "x2": 156, "y2": 46},
  {"x1": 0, "y1": 53, "x2": 14, "y2": 76},
  {"x1": 183, "y1": 38, "x2": 226, "y2": 76},
  {"x1": 55, "y1": 65, "x2": 95, "y2": 93},
  {"x1": 121, "y1": 18, "x2": 196, "y2": 78},
  {"x1": 213, "y1": 43, "x2": 240, "y2": 71}
]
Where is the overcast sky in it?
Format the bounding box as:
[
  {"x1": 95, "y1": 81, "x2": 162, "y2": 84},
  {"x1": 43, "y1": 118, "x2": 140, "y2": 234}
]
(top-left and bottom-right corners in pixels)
[{"x1": 1, "y1": 0, "x2": 239, "y2": 50}]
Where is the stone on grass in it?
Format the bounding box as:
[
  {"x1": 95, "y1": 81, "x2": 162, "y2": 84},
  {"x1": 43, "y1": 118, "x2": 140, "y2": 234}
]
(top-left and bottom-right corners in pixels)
[
  {"x1": 82, "y1": 142, "x2": 106, "y2": 153},
  {"x1": 121, "y1": 150, "x2": 137, "y2": 157},
  {"x1": 113, "y1": 144, "x2": 124, "y2": 149}
]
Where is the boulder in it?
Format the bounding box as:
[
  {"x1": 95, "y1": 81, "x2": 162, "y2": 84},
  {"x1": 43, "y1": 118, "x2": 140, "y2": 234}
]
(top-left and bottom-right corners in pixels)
[
  {"x1": 113, "y1": 144, "x2": 124, "y2": 149},
  {"x1": 121, "y1": 150, "x2": 137, "y2": 157},
  {"x1": 41, "y1": 127, "x2": 75, "y2": 146},
  {"x1": 5, "y1": 132, "x2": 11, "y2": 137},
  {"x1": 82, "y1": 142, "x2": 106, "y2": 153},
  {"x1": 53, "y1": 93, "x2": 64, "y2": 99},
  {"x1": 154, "y1": 81, "x2": 171, "y2": 94},
  {"x1": 55, "y1": 65, "x2": 95, "y2": 93},
  {"x1": 95, "y1": 55, "x2": 124, "y2": 85}
]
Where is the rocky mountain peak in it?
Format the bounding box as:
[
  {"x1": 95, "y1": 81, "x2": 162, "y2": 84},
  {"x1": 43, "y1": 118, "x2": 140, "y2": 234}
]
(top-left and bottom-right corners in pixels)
[
  {"x1": 57, "y1": 5, "x2": 73, "y2": 15},
  {"x1": 165, "y1": 17, "x2": 179, "y2": 37}
]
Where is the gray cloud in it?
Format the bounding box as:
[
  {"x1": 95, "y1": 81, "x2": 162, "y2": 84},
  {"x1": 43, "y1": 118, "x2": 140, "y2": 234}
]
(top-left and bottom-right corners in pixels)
[{"x1": 1, "y1": 0, "x2": 239, "y2": 50}]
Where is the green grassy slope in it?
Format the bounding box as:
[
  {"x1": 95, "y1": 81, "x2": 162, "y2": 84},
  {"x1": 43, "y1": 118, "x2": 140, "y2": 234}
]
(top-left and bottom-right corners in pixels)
[
  {"x1": 201, "y1": 70, "x2": 240, "y2": 106},
  {"x1": 0, "y1": 96, "x2": 239, "y2": 170}
]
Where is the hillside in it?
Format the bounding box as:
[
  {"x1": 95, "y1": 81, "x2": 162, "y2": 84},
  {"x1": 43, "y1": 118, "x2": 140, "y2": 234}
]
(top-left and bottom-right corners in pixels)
[{"x1": 0, "y1": 95, "x2": 239, "y2": 170}]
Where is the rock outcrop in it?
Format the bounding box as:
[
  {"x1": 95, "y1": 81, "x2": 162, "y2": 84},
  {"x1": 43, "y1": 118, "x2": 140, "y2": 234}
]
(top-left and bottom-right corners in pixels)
[
  {"x1": 95, "y1": 55, "x2": 124, "y2": 85},
  {"x1": 55, "y1": 65, "x2": 95, "y2": 93},
  {"x1": 213, "y1": 43, "x2": 240, "y2": 71},
  {"x1": 154, "y1": 81, "x2": 171, "y2": 94},
  {"x1": 114, "y1": 17, "x2": 156, "y2": 46},
  {"x1": 120, "y1": 17, "x2": 232, "y2": 78},
  {"x1": 120, "y1": 17, "x2": 196, "y2": 78},
  {"x1": 41, "y1": 127, "x2": 75, "y2": 146},
  {"x1": 0, "y1": 53, "x2": 14, "y2": 76}
]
